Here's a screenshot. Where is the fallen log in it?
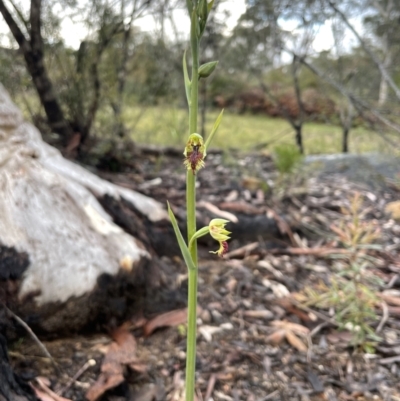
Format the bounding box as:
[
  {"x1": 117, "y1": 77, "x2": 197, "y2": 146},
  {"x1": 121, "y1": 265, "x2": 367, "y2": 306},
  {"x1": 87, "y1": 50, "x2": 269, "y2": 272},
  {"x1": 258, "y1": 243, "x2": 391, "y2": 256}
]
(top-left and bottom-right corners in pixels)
[{"x1": 0, "y1": 83, "x2": 170, "y2": 334}]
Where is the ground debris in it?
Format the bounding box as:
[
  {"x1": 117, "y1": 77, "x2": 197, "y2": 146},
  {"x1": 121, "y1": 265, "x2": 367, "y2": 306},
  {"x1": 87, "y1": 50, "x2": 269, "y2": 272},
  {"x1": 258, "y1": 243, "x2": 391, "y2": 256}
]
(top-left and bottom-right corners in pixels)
[{"x1": 8, "y1": 150, "x2": 400, "y2": 400}]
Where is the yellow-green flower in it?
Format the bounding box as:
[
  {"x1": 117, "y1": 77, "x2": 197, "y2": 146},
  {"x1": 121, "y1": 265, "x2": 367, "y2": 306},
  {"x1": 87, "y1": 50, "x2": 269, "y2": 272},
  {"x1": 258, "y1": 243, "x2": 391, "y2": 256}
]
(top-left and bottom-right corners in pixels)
[
  {"x1": 209, "y1": 218, "x2": 231, "y2": 257},
  {"x1": 183, "y1": 133, "x2": 206, "y2": 174}
]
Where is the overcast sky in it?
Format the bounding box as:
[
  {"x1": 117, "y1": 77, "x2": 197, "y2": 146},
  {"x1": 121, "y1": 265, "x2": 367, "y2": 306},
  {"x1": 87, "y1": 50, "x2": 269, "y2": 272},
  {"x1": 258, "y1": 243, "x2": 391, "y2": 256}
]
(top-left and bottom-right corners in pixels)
[
  {"x1": 0, "y1": 0, "x2": 362, "y2": 57},
  {"x1": 58, "y1": 0, "x2": 353, "y2": 56},
  {"x1": 60, "y1": 0, "x2": 247, "y2": 49}
]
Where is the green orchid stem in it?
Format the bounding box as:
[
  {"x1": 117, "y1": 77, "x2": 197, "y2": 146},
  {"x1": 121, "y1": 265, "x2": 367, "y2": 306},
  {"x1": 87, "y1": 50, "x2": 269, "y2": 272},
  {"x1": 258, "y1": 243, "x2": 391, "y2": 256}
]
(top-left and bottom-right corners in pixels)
[
  {"x1": 185, "y1": 172, "x2": 197, "y2": 401},
  {"x1": 185, "y1": 263, "x2": 197, "y2": 401},
  {"x1": 186, "y1": 6, "x2": 199, "y2": 401}
]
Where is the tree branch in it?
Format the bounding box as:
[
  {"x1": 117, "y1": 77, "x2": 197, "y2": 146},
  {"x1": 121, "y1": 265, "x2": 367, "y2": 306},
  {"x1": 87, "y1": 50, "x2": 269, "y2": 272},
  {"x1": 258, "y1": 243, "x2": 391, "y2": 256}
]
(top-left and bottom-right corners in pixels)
[
  {"x1": 7, "y1": 0, "x2": 29, "y2": 32},
  {"x1": 283, "y1": 47, "x2": 400, "y2": 142},
  {"x1": 328, "y1": 0, "x2": 400, "y2": 103},
  {"x1": 83, "y1": 19, "x2": 124, "y2": 139},
  {"x1": 0, "y1": 0, "x2": 29, "y2": 51},
  {"x1": 30, "y1": 0, "x2": 43, "y2": 53}
]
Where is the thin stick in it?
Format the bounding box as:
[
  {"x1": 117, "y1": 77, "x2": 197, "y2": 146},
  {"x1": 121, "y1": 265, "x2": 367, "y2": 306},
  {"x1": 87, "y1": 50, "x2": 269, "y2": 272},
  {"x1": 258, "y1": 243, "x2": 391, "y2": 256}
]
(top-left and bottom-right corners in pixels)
[
  {"x1": 224, "y1": 242, "x2": 259, "y2": 258},
  {"x1": 376, "y1": 301, "x2": 389, "y2": 334},
  {"x1": 204, "y1": 373, "x2": 217, "y2": 401},
  {"x1": 58, "y1": 359, "x2": 96, "y2": 395},
  {"x1": 4, "y1": 305, "x2": 57, "y2": 368}
]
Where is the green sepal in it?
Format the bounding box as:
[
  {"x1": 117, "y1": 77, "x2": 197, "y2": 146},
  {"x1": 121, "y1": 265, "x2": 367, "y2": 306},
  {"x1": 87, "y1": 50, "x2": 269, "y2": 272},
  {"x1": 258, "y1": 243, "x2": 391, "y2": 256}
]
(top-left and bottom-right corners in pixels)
[
  {"x1": 186, "y1": 0, "x2": 193, "y2": 13},
  {"x1": 205, "y1": 109, "x2": 224, "y2": 150},
  {"x1": 198, "y1": 61, "x2": 218, "y2": 79},
  {"x1": 183, "y1": 51, "x2": 191, "y2": 106},
  {"x1": 167, "y1": 202, "x2": 196, "y2": 271}
]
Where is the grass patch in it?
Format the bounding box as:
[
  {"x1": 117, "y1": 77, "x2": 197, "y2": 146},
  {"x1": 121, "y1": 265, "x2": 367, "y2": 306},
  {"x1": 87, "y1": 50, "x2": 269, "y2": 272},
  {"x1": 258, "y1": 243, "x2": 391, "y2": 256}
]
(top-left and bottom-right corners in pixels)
[{"x1": 124, "y1": 106, "x2": 399, "y2": 155}]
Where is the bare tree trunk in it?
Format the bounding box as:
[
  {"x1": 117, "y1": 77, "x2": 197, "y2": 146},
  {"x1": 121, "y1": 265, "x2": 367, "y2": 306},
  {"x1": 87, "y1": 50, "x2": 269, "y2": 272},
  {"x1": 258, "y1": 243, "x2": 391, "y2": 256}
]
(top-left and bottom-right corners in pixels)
[
  {"x1": 294, "y1": 125, "x2": 304, "y2": 154},
  {"x1": 285, "y1": 47, "x2": 400, "y2": 140},
  {"x1": 82, "y1": 20, "x2": 123, "y2": 144},
  {"x1": 378, "y1": 34, "x2": 392, "y2": 106},
  {"x1": 115, "y1": 29, "x2": 130, "y2": 137},
  {"x1": 292, "y1": 55, "x2": 305, "y2": 154},
  {"x1": 339, "y1": 101, "x2": 354, "y2": 153},
  {"x1": 112, "y1": 23, "x2": 132, "y2": 138},
  {"x1": 342, "y1": 127, "x2": 349, "y2": 152},
  {"x1": 0, "y1": 0, "x2": 73, "y2": 145}
]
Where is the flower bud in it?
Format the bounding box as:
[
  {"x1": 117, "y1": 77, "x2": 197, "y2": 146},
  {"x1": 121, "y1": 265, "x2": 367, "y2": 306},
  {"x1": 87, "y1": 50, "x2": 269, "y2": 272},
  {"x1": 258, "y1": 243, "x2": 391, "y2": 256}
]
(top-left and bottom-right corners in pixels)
[{"x1": 198, "y1": 61, "x2": 218, "y2": 79}]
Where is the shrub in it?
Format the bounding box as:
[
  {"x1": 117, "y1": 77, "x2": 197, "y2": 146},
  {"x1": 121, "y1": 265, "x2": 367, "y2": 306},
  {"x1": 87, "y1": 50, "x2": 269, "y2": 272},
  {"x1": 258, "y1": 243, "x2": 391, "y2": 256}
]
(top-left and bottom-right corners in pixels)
[{"x1": 273, "y1": 144, "x2": 304, "y2": 174}]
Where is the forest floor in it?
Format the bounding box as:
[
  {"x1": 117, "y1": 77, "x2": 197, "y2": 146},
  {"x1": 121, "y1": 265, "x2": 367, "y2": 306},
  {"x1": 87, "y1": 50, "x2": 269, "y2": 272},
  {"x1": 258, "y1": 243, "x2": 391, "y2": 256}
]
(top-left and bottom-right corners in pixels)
[{"x1": 9, "y1": 148, "x2": 400, "y2": 401}]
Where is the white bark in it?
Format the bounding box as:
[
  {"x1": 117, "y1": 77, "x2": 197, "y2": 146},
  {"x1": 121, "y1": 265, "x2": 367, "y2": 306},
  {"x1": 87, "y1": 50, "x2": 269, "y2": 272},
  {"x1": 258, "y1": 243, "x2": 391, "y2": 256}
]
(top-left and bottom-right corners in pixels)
[{"x1": 0, "y1": 84, "x2": 167, "y2": 306}]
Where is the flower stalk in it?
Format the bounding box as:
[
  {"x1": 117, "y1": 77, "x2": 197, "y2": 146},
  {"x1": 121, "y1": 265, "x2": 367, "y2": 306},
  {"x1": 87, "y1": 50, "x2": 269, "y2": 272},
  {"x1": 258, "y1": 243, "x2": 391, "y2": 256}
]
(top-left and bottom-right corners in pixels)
[
  {"x1": 185, "y1": 7, "x2": 200, "y2": 400},
  {"x1": 167, "y1": 1, "x2": 226, "y2": 400}
]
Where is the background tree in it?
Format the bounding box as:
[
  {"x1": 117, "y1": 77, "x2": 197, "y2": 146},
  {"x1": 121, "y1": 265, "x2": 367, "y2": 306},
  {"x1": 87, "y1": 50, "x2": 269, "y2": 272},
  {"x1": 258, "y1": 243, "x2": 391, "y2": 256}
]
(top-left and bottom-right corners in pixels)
[
  {"x1": 0, "y1": 0, "x2": 73, "y2": 144},
  {"x1": 363, "y1": 0, "x2": 400, "y2": 106},
  {"x1": 0, "y1": 0, "x2": 156, "y2": 149}
]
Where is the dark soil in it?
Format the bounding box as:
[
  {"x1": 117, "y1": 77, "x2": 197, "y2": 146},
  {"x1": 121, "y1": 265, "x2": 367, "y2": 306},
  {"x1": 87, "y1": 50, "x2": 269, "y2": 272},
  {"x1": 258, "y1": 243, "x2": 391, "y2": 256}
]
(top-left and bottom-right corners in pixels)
[{"x1": 7, "y1": 147, "x2": 400, "y2": 401}]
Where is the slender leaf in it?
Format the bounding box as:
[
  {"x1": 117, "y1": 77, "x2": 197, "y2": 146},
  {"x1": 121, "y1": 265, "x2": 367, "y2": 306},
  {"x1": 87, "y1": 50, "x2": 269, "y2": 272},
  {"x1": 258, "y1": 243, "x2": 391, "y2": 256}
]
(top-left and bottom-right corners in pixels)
[
  {"x1": 167, "y1": 202, "x2": 196, "y2": 271},
  {"x1": 205, "y1": 109, "x2": 224, "y2": 150}
]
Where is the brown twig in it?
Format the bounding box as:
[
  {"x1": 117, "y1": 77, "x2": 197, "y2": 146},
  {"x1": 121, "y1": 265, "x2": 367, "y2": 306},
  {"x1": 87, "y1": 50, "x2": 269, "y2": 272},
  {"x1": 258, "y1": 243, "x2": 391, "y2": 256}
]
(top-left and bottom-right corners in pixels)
[
  {"x1": 290, "y1": 299, "x2": 337, "y2": 327},
  {"x1": 376, "y1": 301, "x2": 389, "y2": 334},
  {"x1": 58, "y1": 359, "x2": 96, "y2": 396},
  {"x1": 225, "y1": 242, "x2": 259, "y2": 258},
  {"x1": 4, "y1": 305, "x2": 57, "y2": 369},
  {"x1": 269, "y1": 247, "x2": 350, "y2": 256},
  {"x1": 204, "y1": 373, "x2": 218, "y2": 401}
]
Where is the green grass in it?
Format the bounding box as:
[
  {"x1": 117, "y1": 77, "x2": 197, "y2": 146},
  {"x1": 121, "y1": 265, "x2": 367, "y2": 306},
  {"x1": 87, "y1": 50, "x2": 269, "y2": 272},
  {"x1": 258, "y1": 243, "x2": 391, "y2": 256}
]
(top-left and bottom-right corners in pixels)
[{"x1": 124, "y1": 106, "x2": 399, "y2": 155}]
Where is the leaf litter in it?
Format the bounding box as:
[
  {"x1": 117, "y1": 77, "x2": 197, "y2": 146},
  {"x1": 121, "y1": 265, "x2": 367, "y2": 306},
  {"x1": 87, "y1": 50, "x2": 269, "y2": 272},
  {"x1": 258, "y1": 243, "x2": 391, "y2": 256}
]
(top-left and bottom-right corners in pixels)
[{"x1": 8, "y1": 149, "x2": 400, "y2": 400}]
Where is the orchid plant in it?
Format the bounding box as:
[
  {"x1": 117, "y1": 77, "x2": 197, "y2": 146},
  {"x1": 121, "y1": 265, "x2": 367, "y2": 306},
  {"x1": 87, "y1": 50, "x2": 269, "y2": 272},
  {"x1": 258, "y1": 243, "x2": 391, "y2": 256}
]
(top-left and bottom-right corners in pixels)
[{"x1": 166, "y1": 1, "x2": 230, "y2": 400}]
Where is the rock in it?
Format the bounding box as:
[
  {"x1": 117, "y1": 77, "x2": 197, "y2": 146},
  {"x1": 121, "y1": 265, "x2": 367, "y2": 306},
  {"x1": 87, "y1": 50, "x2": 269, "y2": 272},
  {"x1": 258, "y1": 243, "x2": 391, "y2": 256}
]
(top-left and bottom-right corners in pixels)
[{"x1": 305, "y1": 153, "x2": 400, "y2": 191}]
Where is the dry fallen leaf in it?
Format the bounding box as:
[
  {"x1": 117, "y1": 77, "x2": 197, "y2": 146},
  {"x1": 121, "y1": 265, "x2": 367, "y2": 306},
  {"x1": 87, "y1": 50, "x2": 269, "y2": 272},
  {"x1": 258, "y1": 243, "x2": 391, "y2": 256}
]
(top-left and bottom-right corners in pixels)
[
  {"x1": 31, "y1": 378, "x2": 72, "y2": 401},
  {"x1": 144, "y1": 307, "x2": 202, "y2": 336},
  {"x1": 242, "y1": 310, "x2": 274, "y2": 319},
  {"x1": 86, "y1": 326, "x2": 144, "y2": 401},
  {"x1": 32, "y1": 388, "x2": 62, "y2": 401},
  {"x1": 326, "y1": 330, "x2": 353, "y2": 345},
  {"x1": 265, "y1": 329, "x2": 286, "y2": 346},
  {"x1": 275, "y1": 297, "x2": 315, "y2": 322},
  {"x1": 262, "y1": 279, "x2": 290, "y2": 298},
  {"x1": 380, "y1": 292, "x2": 400, "y2": 306},
  {"x1": 266, "y1": 321, "x2": 310, "y2": 351},
  {"x1": 197, "y1": 201, "x2": 239, "y2": 223},
  {"x1": 285, "y1": 330, "x2": 307, "y2": 352},
  {"x1": 270, "y1": 320, "x2": 310, "y2": 335}
]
